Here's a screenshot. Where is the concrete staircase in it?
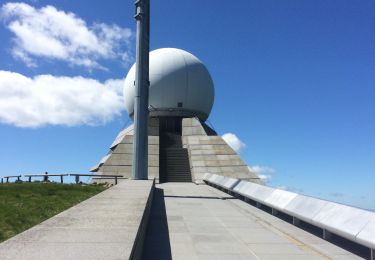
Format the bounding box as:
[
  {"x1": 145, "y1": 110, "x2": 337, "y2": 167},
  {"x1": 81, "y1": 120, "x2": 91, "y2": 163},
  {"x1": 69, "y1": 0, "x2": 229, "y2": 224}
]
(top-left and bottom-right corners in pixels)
[{"x1": 160, "y1": 132, "x2": 192, "y2": 183}]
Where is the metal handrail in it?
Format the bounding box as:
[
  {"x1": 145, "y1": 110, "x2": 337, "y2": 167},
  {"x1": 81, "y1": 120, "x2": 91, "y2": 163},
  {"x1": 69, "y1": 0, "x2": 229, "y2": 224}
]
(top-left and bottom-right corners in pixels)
[
  {"x1": 24, "y1": 173, "x2": 69, "y2": 183},
  {"x1": 69, "y1": 174, "x2": 124, "y2": 184},
  {"x1": 1, "y1": 173, "x2": 125, "y2": 185}
]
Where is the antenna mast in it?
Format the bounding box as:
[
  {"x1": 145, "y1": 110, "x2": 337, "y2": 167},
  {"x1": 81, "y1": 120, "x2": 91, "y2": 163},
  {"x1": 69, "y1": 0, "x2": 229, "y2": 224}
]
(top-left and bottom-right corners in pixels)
[{"x1": 132, "y1": 0, "x2": 150, "y2": 179}]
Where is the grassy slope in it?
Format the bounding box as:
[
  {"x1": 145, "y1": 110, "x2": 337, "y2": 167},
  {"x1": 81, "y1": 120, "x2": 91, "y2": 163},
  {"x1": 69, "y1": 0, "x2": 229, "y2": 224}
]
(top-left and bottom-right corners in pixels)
[{"x1": 0, "y1": 182, "x2": 106, "y2": 242}]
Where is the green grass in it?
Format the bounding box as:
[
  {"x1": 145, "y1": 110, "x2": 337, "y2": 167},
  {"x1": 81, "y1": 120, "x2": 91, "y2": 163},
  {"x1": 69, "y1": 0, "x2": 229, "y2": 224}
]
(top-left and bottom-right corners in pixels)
[{"x1": 0, "y1": 182, "x2": 107, "y2": 242}]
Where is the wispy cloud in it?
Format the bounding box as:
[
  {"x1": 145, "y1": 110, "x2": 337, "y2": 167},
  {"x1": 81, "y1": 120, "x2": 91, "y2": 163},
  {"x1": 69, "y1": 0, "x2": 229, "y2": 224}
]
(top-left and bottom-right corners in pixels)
[
  {"x1": 220, "y1": 133, "x2": 276, "y2": 184},
  {"x1": 1, "y1": 3, "x2": 133, "y2": 69},
  {"x1": 248, "y1": 165, "x2": 275, "y2": 174},
  {"x1": 0, "y1": 70, "x2": 124, "y2": 127},
  {"x1": 222, "y1": 133, "x2": 246, "y2": 153},
  {"x1": 248, "y1": 165, "x2": 275, "y2": 183},
  {"x1": 258, "y1": 174, "x2": 272, "y2": 183}
]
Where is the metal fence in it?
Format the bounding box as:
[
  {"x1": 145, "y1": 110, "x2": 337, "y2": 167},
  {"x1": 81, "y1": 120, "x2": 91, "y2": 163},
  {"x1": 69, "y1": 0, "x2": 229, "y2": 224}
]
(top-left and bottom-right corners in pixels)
[{"x1": 1, "y1": 172, "x2": 124, "y2": 185}]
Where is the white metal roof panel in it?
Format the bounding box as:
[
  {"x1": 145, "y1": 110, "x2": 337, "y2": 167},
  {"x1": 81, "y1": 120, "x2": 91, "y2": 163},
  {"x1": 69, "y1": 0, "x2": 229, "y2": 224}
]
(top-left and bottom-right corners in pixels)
[
  {"x1": 234, "y1": 181, "x2": 259, "y2": 198},
  {"x1": 356, "y1": 217, "x2": 375, "y2": 249},
  {"x1": 202, "y1": 173, "x2": 212, "y2": 181},
  {"x1": 284, "y1": 195, "x2": 329, "y2": 224},
  {"x1": 212, "y1": 175, "x2": 225, "y2": 186},
  {"x1": 244, "y1": 183, "x2": 275, "y2": 203},
  {"x1": 312, "y1": 202, "x2": 374, "y2": 241},
  {"x1": 264, "y1": 189, "x2": 298, "y2": 211},
  {"x1": 221, "y1": 177, "x2": 240, "y2": 190},
  {"x1": 232, "y1": 180, "x2": 249, "y2": 194},
  {"x1": 213, "y1": 176, "x2": 240, "y2": 190},
  {"x1": 208, "y1": 173, "x2": 218, "y2": 182}
]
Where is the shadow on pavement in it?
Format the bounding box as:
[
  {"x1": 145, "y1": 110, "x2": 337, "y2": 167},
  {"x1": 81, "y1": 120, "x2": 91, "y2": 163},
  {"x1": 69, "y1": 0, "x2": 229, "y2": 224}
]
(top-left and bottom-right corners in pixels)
[{"x1": 142, "y1": 188, "x2": 172, "y2": 260}]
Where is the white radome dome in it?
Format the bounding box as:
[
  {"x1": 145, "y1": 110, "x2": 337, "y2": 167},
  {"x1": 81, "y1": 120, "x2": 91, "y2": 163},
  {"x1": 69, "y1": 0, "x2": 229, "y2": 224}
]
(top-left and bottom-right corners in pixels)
[{"x1": 124, "y1": 48, "x2": 214, "y2": 121}]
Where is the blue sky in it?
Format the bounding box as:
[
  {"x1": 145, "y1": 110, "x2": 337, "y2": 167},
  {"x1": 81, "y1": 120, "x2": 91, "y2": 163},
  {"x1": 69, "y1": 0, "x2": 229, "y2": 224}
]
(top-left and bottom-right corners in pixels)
[{"x1": 0, "y1": 0, "x2": 374, "y2": 211}]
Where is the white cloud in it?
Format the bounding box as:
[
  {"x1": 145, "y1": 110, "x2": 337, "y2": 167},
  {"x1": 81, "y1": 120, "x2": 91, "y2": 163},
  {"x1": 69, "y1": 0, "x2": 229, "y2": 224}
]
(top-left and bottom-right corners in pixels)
[
  {"x1": 248, "y1": 165, "x2": 275, "y2": 183},
  {"x1": 222, "y1": 133, "x2": 246, "y2": 153},
  {"x1": 0, "y1": 70, "x2": 124, "y2": 127},
  {"x1": 248, "y1": 165, "x2": 275, "y2": 174},
  {"x1": 258, "y1": 174, "x2": 272, "y2": 183},
  {"x1": 1, "y1": 3, "x2": 133, "y2": 69}
]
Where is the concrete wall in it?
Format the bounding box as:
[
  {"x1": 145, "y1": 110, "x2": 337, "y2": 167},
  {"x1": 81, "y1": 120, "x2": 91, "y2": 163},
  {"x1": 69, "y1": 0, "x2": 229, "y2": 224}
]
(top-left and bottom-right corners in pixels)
[
  {"x1": 91, "y1": 118, "x2": 160, "y2": 182},
  {"x1": 91, "y1": 117, "x2": 261, "y2": 185},
  {"x1": 182, "y1": 118, "x2": 262, "y2": 184}
]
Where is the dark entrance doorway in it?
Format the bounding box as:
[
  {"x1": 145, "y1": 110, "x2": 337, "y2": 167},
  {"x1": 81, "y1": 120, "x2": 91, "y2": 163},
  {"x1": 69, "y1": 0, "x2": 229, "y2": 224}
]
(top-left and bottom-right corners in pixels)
[
  {"x1": 159, "y1": 117, "x2": 182, "y2": 134},
  {"x1": 159, "y1": 117, "x2": 192, "y2": 183}
]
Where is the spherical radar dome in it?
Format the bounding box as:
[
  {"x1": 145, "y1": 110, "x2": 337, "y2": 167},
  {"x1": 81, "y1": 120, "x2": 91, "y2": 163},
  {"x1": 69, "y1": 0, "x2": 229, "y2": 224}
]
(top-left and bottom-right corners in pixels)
[{"x1": 124, "y1": 48, "x2": 214, "y2": 121}]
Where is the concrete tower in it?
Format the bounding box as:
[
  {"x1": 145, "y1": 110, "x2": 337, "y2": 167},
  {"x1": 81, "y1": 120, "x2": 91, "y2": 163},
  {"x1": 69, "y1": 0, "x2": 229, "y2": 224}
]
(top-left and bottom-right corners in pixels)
[{"x1": 91, "y1": 48, "x2": 261, "y2": 184}]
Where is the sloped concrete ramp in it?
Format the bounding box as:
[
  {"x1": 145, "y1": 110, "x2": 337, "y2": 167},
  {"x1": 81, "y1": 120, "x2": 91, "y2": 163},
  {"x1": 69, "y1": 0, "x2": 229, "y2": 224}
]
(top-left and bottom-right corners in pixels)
[
  {"x1": 0, "y1": 180, "x2": 154, "y2": 260},
  {"x1": 143, "y1": 183, "x2": 363, "y2": 260}
]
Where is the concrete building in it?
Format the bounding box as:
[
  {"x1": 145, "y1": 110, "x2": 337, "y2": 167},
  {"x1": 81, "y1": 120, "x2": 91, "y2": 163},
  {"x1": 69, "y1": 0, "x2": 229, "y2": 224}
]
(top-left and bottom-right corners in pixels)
[{"x1": 91, "y1": 48, "x2": 261, "y2": 184}]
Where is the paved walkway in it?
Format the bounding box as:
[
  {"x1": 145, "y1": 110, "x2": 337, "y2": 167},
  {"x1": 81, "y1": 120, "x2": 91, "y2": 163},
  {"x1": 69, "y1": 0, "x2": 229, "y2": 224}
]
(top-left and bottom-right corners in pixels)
[
  {"x1": 0, "y1": 180, "x2": 154, "y2": 260},
  {"x1": 143, "y1": 183, "x2": 363, "y2": 260}
]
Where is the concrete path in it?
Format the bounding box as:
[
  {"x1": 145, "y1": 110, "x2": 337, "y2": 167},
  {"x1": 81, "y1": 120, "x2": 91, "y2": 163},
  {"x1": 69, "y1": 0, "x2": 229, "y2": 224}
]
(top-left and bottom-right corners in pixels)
[
  {"x1": 143, "y1": 183, "x2": 363, "y2": 260},
  {"x1": 0, "y1": 180, "x2": 154, "y2": 260}
]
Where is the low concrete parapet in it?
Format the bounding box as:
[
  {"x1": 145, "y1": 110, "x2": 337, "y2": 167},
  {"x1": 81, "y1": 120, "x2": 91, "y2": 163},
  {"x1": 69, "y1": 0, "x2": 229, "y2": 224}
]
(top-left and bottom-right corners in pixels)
[
  {"x1": 204, "y1": 173, "x2": 240, "y2": 192},
  {"x1": 203, "y1": 173, "x2": 375, "y2": 260}
]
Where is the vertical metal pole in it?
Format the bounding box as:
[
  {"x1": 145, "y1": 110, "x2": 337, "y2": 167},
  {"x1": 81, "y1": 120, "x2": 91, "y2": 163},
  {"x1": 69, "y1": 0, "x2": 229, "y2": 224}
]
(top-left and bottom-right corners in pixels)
[
  {"x1": 132, "y1": 0, "x2": 150, "y2": 180},
  {"x1": 292, "y1": 217, "x2": 300, "y2": 226}
]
